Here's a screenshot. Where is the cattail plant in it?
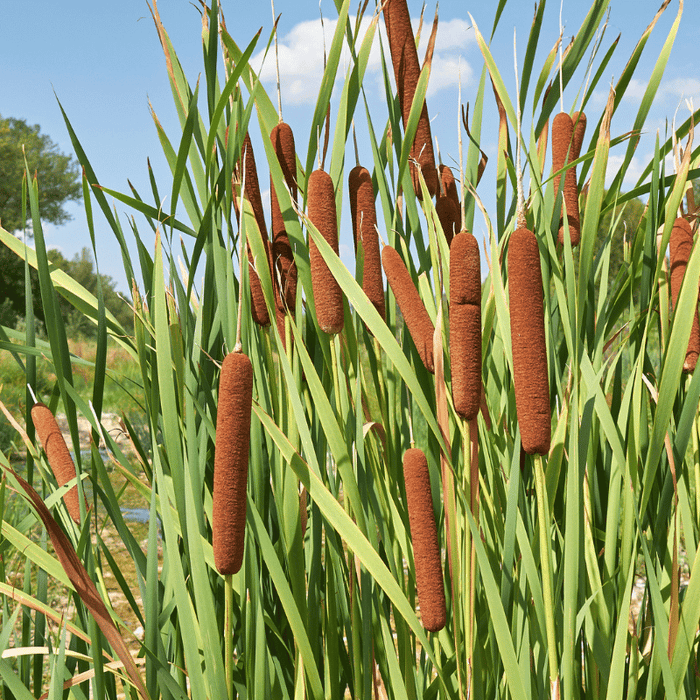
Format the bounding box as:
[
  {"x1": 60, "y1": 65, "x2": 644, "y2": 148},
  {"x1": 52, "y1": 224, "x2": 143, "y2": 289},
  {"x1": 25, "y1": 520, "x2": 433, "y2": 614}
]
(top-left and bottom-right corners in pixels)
[
  {"x1": 439, "y1": 163, "x2": 460, "y2": 210},
  {"x1": 450, "y1": 231, "x2": 481, "y2": 420},
  {"x1": 31, "y1": 402, "x2": 84, "y2": 523},
  {"x1": 242, "y1": 132, "x2": 272, "y2": 327},
  {"x1": 552, "y1": 111, "x2": 586, "y2": 246},
  {"x1": 213, "y1": 351, "x2": 253, "y2": 575},
  {"x1": 270, "y1": 121, "x2": 298, "y2": 343},
  {"x1": 669, "y1": 216, "x2": 700, "y2": 372},
  {"x1": 508, "y1": 227, "x2": 551, "y2": 454},
  {"x1": 403, "y1": 447, "x2": 446, "y2": 632},
  {"x1": 382, "y1": 244, "x2": 435, "y2": 373},
  {"x1": 436, "y1": 194, "x2": 460, "y2": 246},
  {"x1": 383, "y1": 0, "x2": 438, "y2": 199},
  {"x1": 308, "y1": 169, "x2": 344, "y2": 334},
  {"x1": 349, "y1": 165, "x2": 385, "y2": 321}
]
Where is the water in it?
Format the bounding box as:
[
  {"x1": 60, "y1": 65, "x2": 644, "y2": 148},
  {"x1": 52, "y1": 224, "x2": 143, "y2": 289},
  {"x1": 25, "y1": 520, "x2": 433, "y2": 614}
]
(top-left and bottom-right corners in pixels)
[
  {"x1": 120, "y1": 507, "x2": 151, "y2": 523},
  {"x1": 8, "y1": 450, "x2": 156, "y2": 525}
]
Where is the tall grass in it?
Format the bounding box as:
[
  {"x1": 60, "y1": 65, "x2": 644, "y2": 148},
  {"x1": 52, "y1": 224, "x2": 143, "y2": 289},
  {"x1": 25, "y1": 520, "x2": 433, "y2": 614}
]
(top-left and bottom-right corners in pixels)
[{"x1": 1, "y1": 0, "x2": 700, "y2": 698}]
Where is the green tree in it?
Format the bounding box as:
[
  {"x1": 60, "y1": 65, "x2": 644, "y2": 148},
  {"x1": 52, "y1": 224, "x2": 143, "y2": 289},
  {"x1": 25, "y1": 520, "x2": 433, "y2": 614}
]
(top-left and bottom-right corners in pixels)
[
  {"x1": 0, "y1": 247, "x2": 44, "y2": 329},
  {"x1": 0, "y1": 115, "x2": 82, "y2": 234},
  {"x1": 595, "y1": 192, "x2": 645, "y2": 287},
  {"x1": 47, "y1": 248, "x2": 134, "y2": 337},
  {"x1": 0, "y1": 116, "x2": 84, "y2": 329}
]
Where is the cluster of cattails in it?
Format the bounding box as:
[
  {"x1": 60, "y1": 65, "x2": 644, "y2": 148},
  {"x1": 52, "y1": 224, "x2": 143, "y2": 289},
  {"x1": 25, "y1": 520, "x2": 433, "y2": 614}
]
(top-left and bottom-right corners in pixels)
[
  {"x1": 552, "y1": 111, "x2": 586, "y2": 246},
  {"x1": 383, "y1": 0, "x2": 438, "y2": 199},
  {"x1": 403, "y1": 447, "x2": 446, "y2": 631},
  {"x1": 508, "y1": 228, "x2": 551, "y2": 455},
  {"x1": 239, "y1": 126, "x2": 301, "y2": 344},
  {"x1": 270, "y1": 121, "x2": 298, "y2": 345},
  {"x1": 31, "y1": 403, "x2": 85, "y2": 523},
  {"x1": 349, "y1": 165, "x2": 385, "y2": 321},
  {"x1": 241, "y1": 133, "x2": 272, "y2": 327},
  {"x1": 669, "y1": 217, "x2": 700, "y2": 372},
  {"x1": 382, "y1": 245, "x2": 435, "y2": 373},
  {"x1": 213, "y1": 351, "x2": 253, "y2": 575}
]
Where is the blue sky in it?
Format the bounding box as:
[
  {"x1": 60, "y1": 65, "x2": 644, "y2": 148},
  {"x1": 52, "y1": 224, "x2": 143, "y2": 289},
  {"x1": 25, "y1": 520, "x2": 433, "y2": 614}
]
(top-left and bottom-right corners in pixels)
[{"x1": 1, "y1": 0, "x2": 698, "y2": 293}]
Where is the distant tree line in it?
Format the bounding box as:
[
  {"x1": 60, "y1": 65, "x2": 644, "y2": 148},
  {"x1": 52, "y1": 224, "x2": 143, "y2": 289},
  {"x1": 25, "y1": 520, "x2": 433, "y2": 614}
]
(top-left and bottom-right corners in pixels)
[
  {"x1": 0, "y1": 246, "x2": 133, "y2": 336},
  {"x1": 0, "y1": 114, "x2": 131, "y2": 337}
]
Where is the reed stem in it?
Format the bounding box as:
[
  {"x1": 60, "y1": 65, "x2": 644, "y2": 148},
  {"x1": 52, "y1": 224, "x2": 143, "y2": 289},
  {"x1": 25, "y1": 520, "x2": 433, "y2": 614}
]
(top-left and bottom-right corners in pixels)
[
  {"x1": 534, "y1": 453, "x2": 559, "y2": 698},
  {"x1": 464, "y1": 421, "x2": 473, "y2": 699},
  {"x1": 225, "y1": 573, "x2": 234, "y2": 700},
  {"x1": 694, "y1": 411, "x2": 700, "y2": 526}
]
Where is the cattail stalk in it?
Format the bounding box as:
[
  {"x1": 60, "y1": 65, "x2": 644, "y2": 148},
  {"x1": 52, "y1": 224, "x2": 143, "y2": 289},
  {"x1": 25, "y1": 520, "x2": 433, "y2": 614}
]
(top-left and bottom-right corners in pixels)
[
  {"x1": 534, "y1": 452, "x2": 560, "y2": 698},
  {"x1": 670, "y1": 217, "x2": 700, "y2": 371},
  {"x1": 450, "y1": 231, "x2": 481, "y2": 420},
  {"x1": 31, "y1": 402, "x2": 84, "y2": 523},
  {"x1": 382, "y1": 245, "x2": 435, "y2": 373},
  {"x1": 508, "y1": 227, "x2": 550, "y2": 455},
  {"x1": 308, "y1": 169, "x2": 344, "y2": 334},
  {"x1": 403, "y1": 448, "x2": 446, "y2": 632},
  {"x1": 552, "y1": 111, "x2": 586, "y2": 246},
  {"x1": 348, "y1": 165, "x2": 385, "y2": 321},
  {"x1": 383, "y1": 0, "x2": 438, "y2": 199},
  {"x1": 213, "y1": 351, "x2": 253, "y2": 575}
]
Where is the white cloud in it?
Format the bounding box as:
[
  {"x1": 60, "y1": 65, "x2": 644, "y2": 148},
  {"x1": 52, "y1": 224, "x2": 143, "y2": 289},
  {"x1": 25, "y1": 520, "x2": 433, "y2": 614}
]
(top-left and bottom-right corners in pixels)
[
  {"x1": 605, "y1": 153, "x2": 645, "y2": 187},
  {"x1": 617, "y1": 76, "x2": 700, "y2": 109},
  {"x1": 253, "y1": 15, "x2": 474, "y2": 106},
  {"x1": 621, "y1": 78, "x2": 649, "y2": 102}
]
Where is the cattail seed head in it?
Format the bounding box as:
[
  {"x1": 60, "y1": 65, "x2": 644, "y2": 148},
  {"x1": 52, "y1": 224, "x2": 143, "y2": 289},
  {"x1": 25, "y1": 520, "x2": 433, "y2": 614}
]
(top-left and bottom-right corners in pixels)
[
  {"x1": 270, "y1": 122, "x2": 298, "y2": 201},
  {"x1": 31, "y1": 403, "x2": 84, "y2": 523},
  {"x1": 670, "y1": 217, "x2": 700, "y2": 372},
  {"x1": 308, "y1": 169, "x2": 344, "y2": 335},
  {"x1": 349, "y1": 165, "x2": 386, "y2": 321},
  {"x1": 552, "y1": 112, "x2": 584, "y2": 247},
  {"x1": 213, "y1": 352, "x2": 253, "y2": 575},
  {"x1": 436, "y1": 195, "x2": 460, "y2": 247},
  {"x1": 383, "y1": 0, "x2": 438, "y2": 199},
  {"x1": 572, "y1": 111, "x2": 587, "y2": 160},
  {"x1": 270, "y1": 122, "x2": 298, "y2": 317},
  {"x1": 439, "y1": 164, "x2": 460, "y2": 209},
  {"x1": 508, "y1": 228, "x2": 550, "y2": 455},
  {"x1": 382, "y1": 245, "x2": 435, "y2": 373},
  {"x1": 450, "y1": 231, "x2": 482, "y2": 420},
  {"x1": 242, "y1": 132, "x2": 272, "y2": 326},
  {"x1": 403, "y1": 448, "x2": 446, "y2": 632}
]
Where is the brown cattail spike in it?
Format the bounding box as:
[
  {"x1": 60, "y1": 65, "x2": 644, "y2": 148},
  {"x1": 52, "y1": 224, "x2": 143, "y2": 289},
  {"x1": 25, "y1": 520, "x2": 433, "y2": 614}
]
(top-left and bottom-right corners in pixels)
[
  {"x1": 382, "y1": 245, "x2": 435, "y2": 373},
  {"x1": 450, "y1": 231, "x2": 482, "y2": 420},
  {"x1": 435, "y1": 196, "x2": 460, "y2": 247},
  {"x1": 552, "y1": 112, "x2": 585, "y2": 247},
  {"x1": 439, "y1": 164, "x2": 460, "y2": 210},
  {"x1": 308, "y1": 169, "x2": 344, "y2": 334},
  {"x1": 213, "y1": 352, "x2": 253, "y2": 575},
  {"x1": 508, "y1": 228, "x2": 550, "y2": 455},
  {"x1": 31, "y1": 403, "x2": 84, "y2": 523},
  {"x1": 403, "y1": 448, "x2": 446, "y2": 632},
  {"x1": 349, "y1": 166, "x2": 386, "y2": 321},
  {"x1": 383, "y1": 0, "x2": 438, "y2": 199},
  {"x1": 670, "y1": 217, "x2": 700, "y2": 372},
  {"x1": 270, "y1": 122, "x2": 299, "y2": 347},
  {"x1": 242, "y1": 133, "x2": 272, "y2": 326},
  {"x1": 270, "y1": 122, "x2": 298, "y2": 314}
]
